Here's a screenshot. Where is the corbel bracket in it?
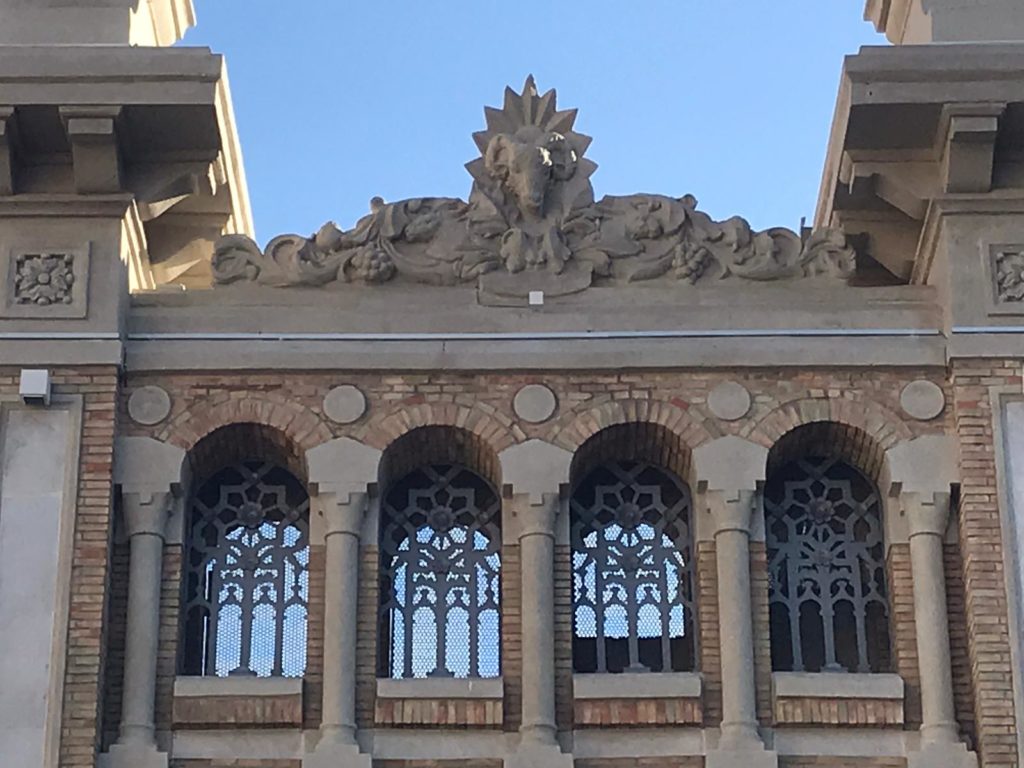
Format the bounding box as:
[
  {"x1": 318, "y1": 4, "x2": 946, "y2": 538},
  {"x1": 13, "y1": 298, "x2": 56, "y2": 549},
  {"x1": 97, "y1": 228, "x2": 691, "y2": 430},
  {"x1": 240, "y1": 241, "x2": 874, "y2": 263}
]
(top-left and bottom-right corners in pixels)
[
  {"x1": 940, "y1": 103, "x2": 1004, "y2": 194},
  {"x1": 59, "y1": 106, "x2": 123, "y2": 194}
]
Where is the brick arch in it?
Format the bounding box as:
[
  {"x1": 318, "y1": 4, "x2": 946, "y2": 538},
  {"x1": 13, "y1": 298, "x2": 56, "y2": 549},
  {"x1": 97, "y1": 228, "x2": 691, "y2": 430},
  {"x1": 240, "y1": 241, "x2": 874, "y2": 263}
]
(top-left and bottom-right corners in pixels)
[
  {"x1": 748, "y1": 395, "x2": 913, "y2": 454},
  {"x1": 552, "y1": 397, "x2": 719, "y2": 452},
  {"x1": 157, "y1": 392, "x2": 333, "y2": 456},
  {"x1": 360, "y1": 402, "x2": 519, "y2": 455}
]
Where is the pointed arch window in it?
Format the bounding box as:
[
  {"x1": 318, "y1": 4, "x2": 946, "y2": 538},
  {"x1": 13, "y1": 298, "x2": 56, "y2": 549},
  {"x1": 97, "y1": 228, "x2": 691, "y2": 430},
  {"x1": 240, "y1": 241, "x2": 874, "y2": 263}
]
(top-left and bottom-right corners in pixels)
[
  {"x1": 570, "y1": 460, "x2": 696, "y2": 674},
  {"x1": 378, "y1": 464, "x2": 502, "y2": 679},
  {"x1": 181, "y1": 461, "x2": 310, "y2": 677},
  {"x1": 764, "y1": 455, "x2": 890, "y2": 673}
]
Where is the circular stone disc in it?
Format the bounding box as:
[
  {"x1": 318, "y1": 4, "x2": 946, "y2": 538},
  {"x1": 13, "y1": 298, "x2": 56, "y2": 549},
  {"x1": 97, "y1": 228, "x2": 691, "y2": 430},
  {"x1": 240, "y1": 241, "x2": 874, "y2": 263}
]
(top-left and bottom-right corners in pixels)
[
  {"x1": 323, "y1": 385, "x2": 368, "y2": 425},
  {"x1": 707, "y1": 381, "x2": 752, "y2": 421},
  {"x1": 513, "y1": 384, "x2": 558, "y2": 423},
  {"x1": 128, "y1": 385, "x2": 172, "y2": 426},
  {"x1": 900, "y1": 380, "x2": 945, "y2": 421}
]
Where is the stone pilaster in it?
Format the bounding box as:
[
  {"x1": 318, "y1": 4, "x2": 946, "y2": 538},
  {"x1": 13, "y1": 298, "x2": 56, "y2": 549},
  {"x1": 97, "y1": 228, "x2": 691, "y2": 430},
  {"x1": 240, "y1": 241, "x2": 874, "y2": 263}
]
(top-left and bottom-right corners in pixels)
[
  {"x1": 100, "y1": 437, "x2": 185, "y2": 768},
  {"x1": 904, "y1": 491, "x2": 977, "y2": 768},
  {"x1": 499, "y1": 439, "x2": 574, "y2": 768},
  {"x1": 693, "y1": 436, "x2": 776, "y2": 768},
  {"x1": 303, "y1": 437, "x2": 379, "y2": 768}
]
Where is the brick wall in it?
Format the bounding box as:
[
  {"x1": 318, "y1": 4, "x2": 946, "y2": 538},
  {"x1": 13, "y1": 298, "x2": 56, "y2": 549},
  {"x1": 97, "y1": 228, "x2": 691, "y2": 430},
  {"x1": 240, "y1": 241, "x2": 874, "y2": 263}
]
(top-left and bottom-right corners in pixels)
[
  {"x1": 952, "y1": 359, "x2": 1020, "y2": 768},
  {"x1": 110, "y1": 367, "x2": 995, "y2": 762},
  {"x1": 888, "y1": 543, "x2": 922, "y2": 728}
]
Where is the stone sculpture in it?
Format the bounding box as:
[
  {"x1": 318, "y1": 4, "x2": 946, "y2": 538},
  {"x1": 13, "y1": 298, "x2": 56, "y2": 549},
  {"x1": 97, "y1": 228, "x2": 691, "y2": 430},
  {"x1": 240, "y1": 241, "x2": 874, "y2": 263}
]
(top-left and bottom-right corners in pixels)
[{"x1": 212, "y1": 77, "x2": 855, "y2": 297}]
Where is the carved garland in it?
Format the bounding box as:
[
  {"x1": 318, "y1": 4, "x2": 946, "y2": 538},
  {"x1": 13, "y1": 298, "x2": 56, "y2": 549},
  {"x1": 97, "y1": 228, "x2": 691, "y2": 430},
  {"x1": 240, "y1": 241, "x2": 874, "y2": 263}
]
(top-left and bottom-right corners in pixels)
[{"x1": 212, "y1": 77, "x2": 855, "y2": 297}]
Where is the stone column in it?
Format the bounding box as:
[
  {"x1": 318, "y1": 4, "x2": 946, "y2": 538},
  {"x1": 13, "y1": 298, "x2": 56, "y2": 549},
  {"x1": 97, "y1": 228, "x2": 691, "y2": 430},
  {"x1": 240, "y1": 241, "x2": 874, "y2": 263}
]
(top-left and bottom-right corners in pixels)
[
  {"x1": 117, "y1": 492, "x2": 172, "y2": 749},
  {"x1": 695, "y1": 436, "x2": 775, "y2": 768},
  {"x1": 318, "y1": 491, "x2": 369, "y2": 747},
  {"x1": 905, "y1": 492, "x2": 977, "y2": 768},
  {"x1": 303, "y1": 436, "x2": 380, "y2": 768},
  {"x1": 709, "y1": 489, "x2": 762, "y2": 750},
  {"x1": 517, "y1": 492, "x2": 559, "y2": 745}
]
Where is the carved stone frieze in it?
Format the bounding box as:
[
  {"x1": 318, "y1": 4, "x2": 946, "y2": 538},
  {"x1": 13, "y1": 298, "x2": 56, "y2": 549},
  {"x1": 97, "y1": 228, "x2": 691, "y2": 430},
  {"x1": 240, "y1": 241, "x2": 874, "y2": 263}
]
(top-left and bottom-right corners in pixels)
[
  {"x1": 993, "y1": 248, "x2": 1024, "y2": 303},
  {"x1": 212, "y1": 78, "x2": 856, "y2": 297},
  {"x1": 1, "y1": 244, "x2": 90, "y2": 319}
]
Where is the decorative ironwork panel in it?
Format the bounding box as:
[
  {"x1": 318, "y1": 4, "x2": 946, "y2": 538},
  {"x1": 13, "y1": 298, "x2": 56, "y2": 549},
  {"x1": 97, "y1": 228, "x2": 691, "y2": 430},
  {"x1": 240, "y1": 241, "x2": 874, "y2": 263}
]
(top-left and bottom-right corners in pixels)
[
  {"x1": 570, "y1": 461, "x2": 696, "y2": 673},
  {"x1": 182, "y1": 461, "x2": 310, "y2": 678},
  {"x1": 764, "y1": 456, "x2": 890, "y2": 673},
  {"x1": 379, "y1": 464, "x2": 502, "y2": 679}
]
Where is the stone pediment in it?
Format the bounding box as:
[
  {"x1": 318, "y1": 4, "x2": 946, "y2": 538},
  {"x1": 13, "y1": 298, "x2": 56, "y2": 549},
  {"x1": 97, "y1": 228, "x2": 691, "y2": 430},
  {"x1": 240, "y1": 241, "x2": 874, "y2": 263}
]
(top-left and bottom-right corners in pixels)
[{"x1": 212, "y1": 77, "x2": 857, "y2": 302}]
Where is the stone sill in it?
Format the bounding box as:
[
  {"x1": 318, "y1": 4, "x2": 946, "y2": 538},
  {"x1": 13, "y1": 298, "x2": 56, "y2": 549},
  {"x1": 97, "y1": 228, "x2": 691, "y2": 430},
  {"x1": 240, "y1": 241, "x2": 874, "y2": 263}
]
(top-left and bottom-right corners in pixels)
[
  {"x1": 376, "y1": 676, "x2": 504, "y2": 700},
  {"x1": 174, "y1": 675, "x2": 302, "y2": 698},
  {"x1": 573, "y1": 672, "x2": 702, "y2": 700},
  {"x1": 173, "y1": 675, "x2": 303, "y2": 729},
  {"x1": 772, "y1": 672, "x2": 904, "y2": 700}
]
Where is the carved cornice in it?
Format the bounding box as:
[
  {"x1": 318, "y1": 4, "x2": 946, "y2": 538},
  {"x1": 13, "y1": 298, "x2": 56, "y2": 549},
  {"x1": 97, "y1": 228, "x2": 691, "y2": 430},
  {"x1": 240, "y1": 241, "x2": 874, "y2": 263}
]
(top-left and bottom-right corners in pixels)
[{"x1": 212, "y1": 78, "x2": 856, "y2": 299}]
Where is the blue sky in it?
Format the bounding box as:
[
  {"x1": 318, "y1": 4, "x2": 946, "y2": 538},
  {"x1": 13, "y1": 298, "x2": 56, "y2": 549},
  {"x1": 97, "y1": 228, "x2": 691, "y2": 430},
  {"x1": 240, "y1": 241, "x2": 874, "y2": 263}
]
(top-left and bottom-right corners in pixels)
[{"x1": 183, "y1": 2, "x2": 884, "y2": 244}]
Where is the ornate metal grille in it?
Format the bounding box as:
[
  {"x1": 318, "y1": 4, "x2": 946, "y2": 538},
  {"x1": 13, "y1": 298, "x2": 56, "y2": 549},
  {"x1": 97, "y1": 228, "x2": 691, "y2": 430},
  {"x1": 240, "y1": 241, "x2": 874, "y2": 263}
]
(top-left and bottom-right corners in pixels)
[
  {"x1": 181, "y1": 461, "x2": 310, "y2": 678},
  {"x1": 764, "y1": 456, "x2": 890, "y2": 673},
  {"x1": 379, "y1": 464, "x2": 502, "y2": 679},
  {"x1": 570, "y1": 461, "x2": 696, "y2": 673}
]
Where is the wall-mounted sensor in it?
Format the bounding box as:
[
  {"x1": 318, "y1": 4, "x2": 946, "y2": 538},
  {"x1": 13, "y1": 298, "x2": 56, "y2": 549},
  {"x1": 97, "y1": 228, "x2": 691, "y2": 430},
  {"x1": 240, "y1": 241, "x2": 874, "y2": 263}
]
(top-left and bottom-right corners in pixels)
[{"x1": 19, "y1": 369, "x2": 51, "y2": 406}]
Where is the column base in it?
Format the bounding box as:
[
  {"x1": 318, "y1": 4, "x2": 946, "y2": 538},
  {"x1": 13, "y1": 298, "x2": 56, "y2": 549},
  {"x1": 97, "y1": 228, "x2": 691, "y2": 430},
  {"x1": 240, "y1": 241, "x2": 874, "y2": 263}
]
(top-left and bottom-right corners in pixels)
[
  {"x1": 98, "y1": 743, "x2": 169, "y2": 768},
  {"x1": 505, "y1": 741, "x2": 574, "y2": 768},
  {"x1": 907, "y1": 742, "x2": 977, "y2": 768},
  {"x1": 705, "y1": 746, "x2": 778, "y2": 768},
  {"x1": 302, "y1": 739, "x2": 373, "y2": 768}
]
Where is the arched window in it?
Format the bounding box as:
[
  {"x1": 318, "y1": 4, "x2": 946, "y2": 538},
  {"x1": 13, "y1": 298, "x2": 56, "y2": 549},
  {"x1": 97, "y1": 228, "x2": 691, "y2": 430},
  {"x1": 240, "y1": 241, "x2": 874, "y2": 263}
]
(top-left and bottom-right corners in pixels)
[
  {"x1": 379, "y1": 463, "x2": 502, "y2": 679},
  {"x1": 181, "y1": 460, "x2": 310, "y2": 677},
  {"x1": 765, "y1": 454, "x2": 890, "y2": 673},
  {"x1": 570, "y1": 459, "x2": 696, "y2": 674}
]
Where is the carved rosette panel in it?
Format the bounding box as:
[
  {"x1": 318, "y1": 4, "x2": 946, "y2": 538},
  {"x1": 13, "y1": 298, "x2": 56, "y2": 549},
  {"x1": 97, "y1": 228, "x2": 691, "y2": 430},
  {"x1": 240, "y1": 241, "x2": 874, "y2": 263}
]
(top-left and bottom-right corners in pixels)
[
  {"x1": 1, "y1": 244, "x2": 90, "y2": 319},
  {"x1": 211, "y1": 78, "x2": 857, "y2": 300},
  {"x1": 993, "y1": 248, "x2": 1024, "y2": 303}
]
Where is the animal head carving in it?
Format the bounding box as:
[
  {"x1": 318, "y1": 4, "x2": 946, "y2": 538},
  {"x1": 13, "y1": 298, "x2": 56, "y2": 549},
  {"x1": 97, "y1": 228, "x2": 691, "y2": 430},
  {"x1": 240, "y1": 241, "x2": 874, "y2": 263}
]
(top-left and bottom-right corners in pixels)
[{"x1": 484, "y1": 127, "x2": 577, "y2": 218}]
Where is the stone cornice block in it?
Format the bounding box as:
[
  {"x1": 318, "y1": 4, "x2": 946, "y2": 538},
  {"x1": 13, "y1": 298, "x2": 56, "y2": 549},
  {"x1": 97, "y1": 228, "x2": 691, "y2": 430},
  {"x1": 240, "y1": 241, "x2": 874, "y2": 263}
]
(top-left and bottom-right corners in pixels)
[
  {"x1": 866, "y1": 0, "x2": 1024, "y2": 44},
  {"x1": 0, "y1": 0, "x2": 196, "y2": 46}
]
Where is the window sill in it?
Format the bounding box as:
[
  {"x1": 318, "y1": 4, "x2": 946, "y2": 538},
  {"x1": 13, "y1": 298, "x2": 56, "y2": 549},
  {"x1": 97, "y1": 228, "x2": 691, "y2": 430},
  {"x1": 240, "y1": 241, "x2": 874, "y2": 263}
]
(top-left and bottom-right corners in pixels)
[
  {"x1": 376, "y1": 676, "x2": 504, "y2": 700},
  {"x1": 772, "y1": 672, "x2": 905, "y2": 728},
  {"x1": 573, "y1": 672, "x2": 702, "y2": 700},
  {"x1": 772, "y1": 672, "x2": 904, "y2": 700},
  {"x1": 173, "y1": 675, "x2": 303, "y2": 729}
]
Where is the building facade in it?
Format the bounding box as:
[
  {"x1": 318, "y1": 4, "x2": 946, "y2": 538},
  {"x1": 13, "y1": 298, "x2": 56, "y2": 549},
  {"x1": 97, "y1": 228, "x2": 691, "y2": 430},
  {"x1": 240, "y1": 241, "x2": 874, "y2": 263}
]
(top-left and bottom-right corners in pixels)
[{"x1": 2, "y1": 1, "x2": 1024, "y2": 767}]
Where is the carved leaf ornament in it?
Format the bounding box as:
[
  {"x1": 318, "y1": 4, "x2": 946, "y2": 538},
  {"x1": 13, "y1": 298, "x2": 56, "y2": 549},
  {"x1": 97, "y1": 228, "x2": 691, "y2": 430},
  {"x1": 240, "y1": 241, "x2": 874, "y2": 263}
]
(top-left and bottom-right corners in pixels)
[{"x1": 212, "y1": 77, "x2": 855, "y2": 297}]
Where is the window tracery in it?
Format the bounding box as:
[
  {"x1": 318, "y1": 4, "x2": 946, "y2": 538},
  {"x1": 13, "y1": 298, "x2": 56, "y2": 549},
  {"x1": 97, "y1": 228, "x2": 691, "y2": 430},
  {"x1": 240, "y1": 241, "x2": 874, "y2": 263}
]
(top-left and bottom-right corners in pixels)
[
  {"x1": 378, "y1": 464, "x2": 502, "y2": 679},
  {"x1": 181, "y1": 461, "x2": 310, "y2": 678},
  {"x1": 570, "y1": 460, "x2": 696, "y2": 674},
  {"x1": 764, "y1": 455, "x2": 890, "y2": 673}
]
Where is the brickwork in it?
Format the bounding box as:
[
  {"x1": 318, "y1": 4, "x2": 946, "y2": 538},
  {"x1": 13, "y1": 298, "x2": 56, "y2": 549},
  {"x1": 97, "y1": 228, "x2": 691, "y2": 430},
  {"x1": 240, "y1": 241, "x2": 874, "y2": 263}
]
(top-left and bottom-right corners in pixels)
[
  {"x1": 374, "y1": 698, "x2": 503, "y2": 727},
  {"x1": 157, "y1": 546, "x2": 183, "y2": 736},
  {"x1": 695, "y1": 542, "x2": 720, "y2": 726},
  {"x1": 772, "y1": 696, "x2": 903, "y2": 726},
  {"x1": 0, "y1": 367, "x2": 123, "y2": 768},
  {"x1": 750, "y1": 542, "x2": 772, "y2": 725},
  {"x1": 304, "y1": 544, "x2": 325, "y2": 729},
  {"x1": 946, "y1": 540, "x2": 977, "y2": 747},
  {"x1": 574, "y1": 697, "x2": 702, "y2": 726},
  {"x1": 887, "y1": 543, "x2": 922, "y2": 728},
  {"x1": 356, "y1": 545, "x2": 379, "y2": 728},
  {"x1": 107, "y1": 367, "x2": 994, "y2": 764},
  {"x1": 953, "y1": 359, "x2": 1020, "y2": 768},
  {"x1": 173, "y1": 691, "x2": 303, "y2": 728},
  {"x1": 101, "y1": 537, "x2": 128, "y2": 750},
  {"x1": 554, "y1": 541, "x2": 574, "y2": 731}
]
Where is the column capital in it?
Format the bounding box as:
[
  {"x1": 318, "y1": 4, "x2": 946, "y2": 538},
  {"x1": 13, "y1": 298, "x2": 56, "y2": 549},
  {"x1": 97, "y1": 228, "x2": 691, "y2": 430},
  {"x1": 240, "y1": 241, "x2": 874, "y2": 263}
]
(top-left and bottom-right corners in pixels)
[
  {"x1": 693, "y1": 436, "x2": 767, "y2": 496},
  {"x1": 904, "y1": 491, "x2": 952, "y2": 539},
  {"x1": 319, "y1": 491, "x2": 370, "y2": 539},
  {"x1": 513, "y1": 492, "x2": 560, "y2": 540},
  {"x1": 499, "y1": 439, "x2": 572, "y2": 506},
  {"x1": 122, "y1": 490, "x2": 173, "y2": 539},
  {"x1": 706, "y1": 488, "x2": 759, "y2": 537}
]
